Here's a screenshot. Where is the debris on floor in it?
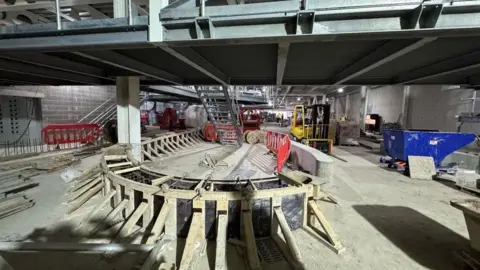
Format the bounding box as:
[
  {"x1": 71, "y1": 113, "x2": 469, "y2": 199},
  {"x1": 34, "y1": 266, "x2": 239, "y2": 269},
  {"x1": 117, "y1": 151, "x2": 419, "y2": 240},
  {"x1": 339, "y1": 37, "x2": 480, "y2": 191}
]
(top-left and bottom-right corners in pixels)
[
  {"x1": 199, "y1": 153, "x2": 228, "y2": 170},
  {"x1": 0, "y1": 193, "x2": 35, "y2": 220}
]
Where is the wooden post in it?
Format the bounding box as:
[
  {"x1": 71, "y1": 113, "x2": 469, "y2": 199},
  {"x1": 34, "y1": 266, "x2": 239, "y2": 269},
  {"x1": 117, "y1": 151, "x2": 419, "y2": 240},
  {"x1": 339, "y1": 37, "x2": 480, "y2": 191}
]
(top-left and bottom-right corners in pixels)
[
  {"x1": 241, "y1": 200, "x2": 261, "y2": 270},
  {"x1": 307, "y1": 200, "x2": 344, "y2": 253},
  {"x1": 215, "y1": 200, "x2": 228, "y2": 270},
  {"x1": 179, "y1": 199, "x2": 205, "y2": 270},
  {"x1": 146, "y1": 200, "x2": 172, "y2": 244}
]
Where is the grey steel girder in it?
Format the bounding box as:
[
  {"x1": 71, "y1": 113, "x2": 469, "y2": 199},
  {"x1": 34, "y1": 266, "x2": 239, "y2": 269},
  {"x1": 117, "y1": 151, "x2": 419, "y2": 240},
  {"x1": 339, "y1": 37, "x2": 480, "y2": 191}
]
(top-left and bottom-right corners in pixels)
[{"x1": 154, "y1": 0, "x2": 480, "y2": 44}]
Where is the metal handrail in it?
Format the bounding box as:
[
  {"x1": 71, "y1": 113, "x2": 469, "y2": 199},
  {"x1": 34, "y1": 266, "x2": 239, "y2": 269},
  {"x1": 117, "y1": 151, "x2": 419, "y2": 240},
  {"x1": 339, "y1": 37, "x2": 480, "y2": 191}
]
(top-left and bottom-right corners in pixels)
[{"x1": 77, "y1": 95, "x2": 116, "y2": 123}]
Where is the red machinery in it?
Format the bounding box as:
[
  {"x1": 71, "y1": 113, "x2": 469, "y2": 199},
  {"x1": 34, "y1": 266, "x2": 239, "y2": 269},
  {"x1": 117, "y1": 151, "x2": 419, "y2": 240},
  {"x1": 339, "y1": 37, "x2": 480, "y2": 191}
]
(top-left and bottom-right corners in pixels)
[
  {"x1": 156, "y1": 108, "x2": 186, "y2": 131},
  {"x1": 140, "y1": 110, "x2": 149, "y2": 125},
  {"x1": 240, "y1": 107, "x2": 261, "y2": 132}
]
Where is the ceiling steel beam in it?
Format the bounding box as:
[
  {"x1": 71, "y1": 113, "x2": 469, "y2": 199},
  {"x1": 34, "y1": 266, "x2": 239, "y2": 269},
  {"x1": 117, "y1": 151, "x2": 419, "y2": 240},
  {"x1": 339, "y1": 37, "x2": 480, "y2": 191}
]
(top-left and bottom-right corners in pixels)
[
  {"x1": 332, "y1": 38, "x2": 436, "y2": 85},
  {"x1": 74, "y1": 50, "x2": 183, "y2": 85},
  {"x1": 0, "y1": 52, "x2": 111, "y2": 80},
  {"x1": 276, "y1": 42, "x2": 289, "y2": 85},
  {"x1": 395, "y1": 49, "x2": 480, "y2": 84},
  {"x1": 0, "y1": 57, "x2": 102, "y2": 84},
  {"x1": 160, "y1": 46, "x2": 229, "y2": 85},
  {"x1": 46, "y1": 8, "x2": 78, "y2": 22},
  {"x1": 0, "y1": 70, "x2": 70, "y2": 85},
  {"x1": 279, "y1": 86, "x2": 293, "y2": 105},
  {"x1": 399, "y1": 63, "x2": 480, "y2": 84},
  {"x1": 78, "y1": 5, "x2": 109, "y2": 19},
  {"x1": 0, "y1": 0, "x2": 148, "y2": 12}
]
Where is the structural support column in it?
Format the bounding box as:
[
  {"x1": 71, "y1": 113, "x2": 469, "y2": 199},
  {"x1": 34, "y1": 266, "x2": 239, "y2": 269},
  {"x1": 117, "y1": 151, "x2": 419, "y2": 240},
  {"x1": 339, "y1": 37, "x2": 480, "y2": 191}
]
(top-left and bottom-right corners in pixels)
[
  {"x1": 345, "y1": 94, "x2": 350, "y2": 119},
  {"x1": 400, "y1": 86, "x2": 410, "y2": 129},
  {"x1": 116, "y1": 76, "x2": 141, "y2": 161},
  {"x1": 359, "y1": 86, "x2": 368, "y2": 129}
]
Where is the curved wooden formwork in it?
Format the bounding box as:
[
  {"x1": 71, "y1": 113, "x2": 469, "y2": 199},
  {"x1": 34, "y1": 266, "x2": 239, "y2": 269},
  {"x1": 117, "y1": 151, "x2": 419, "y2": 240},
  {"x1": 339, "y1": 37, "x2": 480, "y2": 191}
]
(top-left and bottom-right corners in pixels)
[
  {"x1": 66, "y1": 132, "x2": 344, "y2": 270},
  {"x1": 140, "y1": 128, "x2": 204, "y2": 162}
]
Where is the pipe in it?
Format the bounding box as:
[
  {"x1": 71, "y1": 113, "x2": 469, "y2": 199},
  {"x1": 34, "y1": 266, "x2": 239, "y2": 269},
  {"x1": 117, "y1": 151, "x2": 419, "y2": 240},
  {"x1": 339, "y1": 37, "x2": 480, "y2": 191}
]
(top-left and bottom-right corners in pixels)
[
  {"x1": 127, "y1": 0, "x2": 133, "y2": 25},
  {"x1": 0, "y1": 242, "x2": 155, "y2": 252},
  {"x1": 55, "y1": 0, "x2": 61, "y2": 30},
  {"x1": 200, "y1": 0, "x2": 205, "y2": 17}
]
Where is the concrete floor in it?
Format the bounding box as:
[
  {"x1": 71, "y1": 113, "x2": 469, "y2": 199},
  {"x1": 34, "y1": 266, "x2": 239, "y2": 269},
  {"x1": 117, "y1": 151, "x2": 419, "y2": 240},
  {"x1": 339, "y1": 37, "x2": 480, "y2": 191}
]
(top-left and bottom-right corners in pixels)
[{"x1": 0, "y1": 142, "x2": 477, "y2": 270}]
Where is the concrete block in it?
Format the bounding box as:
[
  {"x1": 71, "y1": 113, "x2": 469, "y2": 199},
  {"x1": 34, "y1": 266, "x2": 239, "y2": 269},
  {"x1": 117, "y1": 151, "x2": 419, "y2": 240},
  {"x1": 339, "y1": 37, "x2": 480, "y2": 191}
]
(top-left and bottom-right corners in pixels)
[
  {"x1": 289, "y1": 141, "x2": 333, "y2": 184},
  {"x1": 408, "y1": 156, "x2": 436, "y2": 180}
]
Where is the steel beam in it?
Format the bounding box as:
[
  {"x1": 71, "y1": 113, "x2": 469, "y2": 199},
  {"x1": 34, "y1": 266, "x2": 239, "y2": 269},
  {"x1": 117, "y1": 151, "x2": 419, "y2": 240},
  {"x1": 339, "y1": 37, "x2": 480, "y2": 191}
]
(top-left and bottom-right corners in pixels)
[
  {"x1": 276, "y1": 42, "x2": 289, "y2": 85},
  {"x1": 159, "y1": 46, "x2": 229, "y2": 84},
  {"x1": 0, "y1": 0, "x2": 148, "y2": 12},
  {"x1": 0, "y1": 71, "x2": 67, "y2": 85},
  {"x1": 0, "y1": 31, "x2": 148, "y2": 52},
  {"x1": 332, "y1": 38, "x2": 436, "y2": 85},
  {"x1": 0, "y1": 58, "x2": 102, "y2": 84},
  {"x1": 396, "y1": 50, "x2": 480, "y2": 84},
  {"x1": 279, "y1": 86, "x2": 293, "y2": 105},
  {"x1": 74, "y1": 50, "x2": 183, "y2": 85},
  {"x1": 148, "y1": 86, "x2": 198, "y2": 98},
  {"x1": 0, "y1": 52, "x2": 110, "y2": 80},
  {"x1": 78, "y1": 5, "x2": 109, "y2": 19},
  {"x1": 399, "y1": 63, "x2": 480, "y2": 84}
]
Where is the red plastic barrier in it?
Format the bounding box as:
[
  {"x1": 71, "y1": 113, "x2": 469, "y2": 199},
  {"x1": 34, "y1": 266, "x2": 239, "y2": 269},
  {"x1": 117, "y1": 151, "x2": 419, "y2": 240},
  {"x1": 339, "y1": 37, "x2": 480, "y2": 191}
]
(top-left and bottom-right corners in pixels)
[
  {"x1": 203, "y1": 123, "x2": 242, "y2": 142},
  {"x1": 266, "y1": 131, "x2": 291, "y2": 172},
  {"x1": 42, "y1": 123, "x2": 101, "y2": 145}
]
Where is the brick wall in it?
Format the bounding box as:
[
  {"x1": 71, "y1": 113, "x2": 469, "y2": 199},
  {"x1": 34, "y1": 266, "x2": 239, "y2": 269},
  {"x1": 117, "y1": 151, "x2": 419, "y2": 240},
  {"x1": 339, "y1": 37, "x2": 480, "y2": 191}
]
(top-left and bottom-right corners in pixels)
[{"x1": 37, "y1": 86, "x2": 115, "y2": 125}]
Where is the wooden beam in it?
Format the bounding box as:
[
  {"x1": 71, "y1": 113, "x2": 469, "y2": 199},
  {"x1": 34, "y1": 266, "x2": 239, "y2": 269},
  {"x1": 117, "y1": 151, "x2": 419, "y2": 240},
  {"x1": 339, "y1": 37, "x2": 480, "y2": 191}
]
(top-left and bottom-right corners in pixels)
[
  {"x1": 215, "y1": 200, "x2": 228, "y2": 270},
  {"x1": 307, "y1": 200, "x2": 344, "y2": 253},
  {"x1": 105, "y1": 155, "x2": 127, "y2": 161},
  {"x1": 90, "y1": 199, "x2": 129, "y2": 236},
  {"x1": 274, "y1": 207, "x2": 303, "y2": 262},
  {"x1": 107, "y1": 161, "x2": 133, "y2": 168},
  {"x1": 113, "y1": 201, "x2": 148, "y2": 240},
  {"x1": 146, "y1": 200, "x2": 172, "y2": 244},
  {"x1": 75, "y1": 190, "x2": 117, "y2": 233},
  {"x1": 68, "y1": 177, "x2": 102, "y2": 202},
  {"x1": 179, "y1": 199, "x2": 205, "y2": 270},
  {"x1": 68, "y1": 182, "x2": 104, "y2": 214},
  {"x1": 242, "y1": 202, "x2": 261, "y2": 270},
  {"x1": 151, "y1": 175, "x2": 173, "y2": 186},
  {"x1": 114, "y1": 166, "x2": 140, "y2": 174}
]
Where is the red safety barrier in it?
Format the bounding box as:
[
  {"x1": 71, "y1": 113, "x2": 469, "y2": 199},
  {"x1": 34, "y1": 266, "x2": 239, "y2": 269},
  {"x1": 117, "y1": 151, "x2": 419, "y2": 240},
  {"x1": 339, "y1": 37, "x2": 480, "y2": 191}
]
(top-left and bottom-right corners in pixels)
[
  {"x1": 42, "y1": 123, "x2": 101, "y2": 145},
  {"x1": 266, "y1": 131, "x2": 291, "y2": 172}
]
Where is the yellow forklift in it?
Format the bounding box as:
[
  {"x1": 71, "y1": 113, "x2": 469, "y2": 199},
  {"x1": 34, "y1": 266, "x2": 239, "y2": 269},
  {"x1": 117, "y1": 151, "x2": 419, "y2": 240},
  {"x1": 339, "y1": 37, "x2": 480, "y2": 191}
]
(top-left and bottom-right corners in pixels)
[{"x1": 290, "y1": 104, "x2": 335, "y2": 154}]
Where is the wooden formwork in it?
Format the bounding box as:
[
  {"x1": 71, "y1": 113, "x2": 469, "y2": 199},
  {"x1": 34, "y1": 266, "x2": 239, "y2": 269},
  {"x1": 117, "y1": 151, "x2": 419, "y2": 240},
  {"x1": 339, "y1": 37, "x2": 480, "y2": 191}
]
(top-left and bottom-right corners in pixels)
[
  {"x1": 61, "y1": 141, "x2": 346, "y2": 270},
  {"x1": 140, "y1": 129, "x2": 204, "y2": 162}
]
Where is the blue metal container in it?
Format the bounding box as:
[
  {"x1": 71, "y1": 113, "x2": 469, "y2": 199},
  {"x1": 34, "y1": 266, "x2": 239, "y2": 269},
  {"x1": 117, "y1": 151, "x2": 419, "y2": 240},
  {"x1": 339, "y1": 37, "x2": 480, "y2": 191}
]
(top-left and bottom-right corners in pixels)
[{"x1": 383, "y1": 130, "x2": 476, "y2": 167}]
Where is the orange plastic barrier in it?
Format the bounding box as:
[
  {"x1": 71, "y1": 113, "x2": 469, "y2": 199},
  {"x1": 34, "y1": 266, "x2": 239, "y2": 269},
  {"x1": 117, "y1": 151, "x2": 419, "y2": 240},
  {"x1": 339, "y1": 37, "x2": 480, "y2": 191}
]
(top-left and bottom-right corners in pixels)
[{"x1": 42, "y1": 123, "x2": 101, "y2": 145}]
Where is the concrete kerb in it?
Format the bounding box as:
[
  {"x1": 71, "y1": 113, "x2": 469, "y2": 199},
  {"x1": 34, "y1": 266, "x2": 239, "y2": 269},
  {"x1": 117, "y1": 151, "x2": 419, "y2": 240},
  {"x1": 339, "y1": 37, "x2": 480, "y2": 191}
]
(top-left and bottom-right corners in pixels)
[{"x1": 289, "y1": 141, "x2": 334, "y2": 185}]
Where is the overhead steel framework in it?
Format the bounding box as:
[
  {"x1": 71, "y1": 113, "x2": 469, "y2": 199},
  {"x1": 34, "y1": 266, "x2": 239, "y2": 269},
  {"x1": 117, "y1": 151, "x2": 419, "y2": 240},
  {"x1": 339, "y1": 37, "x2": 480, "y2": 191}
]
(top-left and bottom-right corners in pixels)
[{"x1": 0, "y1": 0, "x2": 479, "y2": 87}]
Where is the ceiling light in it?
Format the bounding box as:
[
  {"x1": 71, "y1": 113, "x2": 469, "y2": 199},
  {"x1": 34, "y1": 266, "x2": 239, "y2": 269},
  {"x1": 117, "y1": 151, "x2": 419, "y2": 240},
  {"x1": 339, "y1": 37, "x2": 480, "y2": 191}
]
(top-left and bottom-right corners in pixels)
[
  {"x1": 297, "y1": 97, "x2": 301, "y2": 101},
  {"x1": 338, "y1": 88, "x2": 344, "y2": 93},
  {"x1": 268, "y1": 101, "x2": 272, "y2": 106}
]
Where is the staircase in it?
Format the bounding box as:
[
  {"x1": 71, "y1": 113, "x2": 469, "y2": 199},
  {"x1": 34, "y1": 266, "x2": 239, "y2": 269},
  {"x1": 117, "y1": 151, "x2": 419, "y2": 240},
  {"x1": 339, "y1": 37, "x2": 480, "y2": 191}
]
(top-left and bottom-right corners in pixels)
[
  {"x1": 196, "y1": 86, "x2": 243, "y2": 146},
  {"x1": 78, "y1": 92, "x2": 148, "y2": 127}
]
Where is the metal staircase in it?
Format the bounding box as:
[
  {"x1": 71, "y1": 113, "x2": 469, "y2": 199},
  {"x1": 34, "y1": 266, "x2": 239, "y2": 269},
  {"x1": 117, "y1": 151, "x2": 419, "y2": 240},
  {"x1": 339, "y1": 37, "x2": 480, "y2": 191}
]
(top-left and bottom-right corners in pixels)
[
  {"x1": 196, "y1": 86, "x2": 243, "y2": 146},
  {"x1": 78, "y1": 92, "x2": 148, "y2": 127}
]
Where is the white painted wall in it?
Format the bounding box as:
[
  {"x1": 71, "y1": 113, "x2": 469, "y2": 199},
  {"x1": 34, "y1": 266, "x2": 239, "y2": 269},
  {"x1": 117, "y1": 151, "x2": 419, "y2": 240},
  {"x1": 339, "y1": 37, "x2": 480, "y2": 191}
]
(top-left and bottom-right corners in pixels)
[
  {"x1": 366, "y1": 85, "x2": 404, "y2": 122},
  {"x1": 407, "y1": 86, "x2": 480, "y2": 132},
  {"x1": 347, "y1": 92, "x2": 361, "y2": 122}
]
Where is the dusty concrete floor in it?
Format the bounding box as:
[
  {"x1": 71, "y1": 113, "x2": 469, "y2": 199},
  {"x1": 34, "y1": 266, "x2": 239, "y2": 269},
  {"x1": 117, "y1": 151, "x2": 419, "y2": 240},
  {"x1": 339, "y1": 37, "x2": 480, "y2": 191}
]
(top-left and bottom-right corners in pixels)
[
  {"x1": 0, "y1": 141, "x2": 477, "y2": 270},
  {"x1": 144, "y1": 142, "x2": 275, "y2": 179}
]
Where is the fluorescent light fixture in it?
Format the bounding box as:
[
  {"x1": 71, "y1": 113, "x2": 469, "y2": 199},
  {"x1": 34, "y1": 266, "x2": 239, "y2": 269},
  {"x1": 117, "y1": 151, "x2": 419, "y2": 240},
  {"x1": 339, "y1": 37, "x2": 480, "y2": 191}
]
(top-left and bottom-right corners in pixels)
[
  {"x1": 297, "y1": 97, "x2": 301, "y2": 101},
  {"x1": 338, "y1": 88, "x2": 344, "y2": 93}
]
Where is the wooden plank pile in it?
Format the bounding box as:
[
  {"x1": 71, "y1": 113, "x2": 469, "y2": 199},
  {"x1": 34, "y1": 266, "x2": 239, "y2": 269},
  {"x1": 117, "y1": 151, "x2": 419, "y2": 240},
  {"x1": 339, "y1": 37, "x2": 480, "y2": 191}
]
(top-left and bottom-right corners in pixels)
[
  {"x1": 0, "y1": 166, "x2": 39, "y2": 219},
  {"x1": 0, "y1": 193, "x2": 35, "y2": 219}
]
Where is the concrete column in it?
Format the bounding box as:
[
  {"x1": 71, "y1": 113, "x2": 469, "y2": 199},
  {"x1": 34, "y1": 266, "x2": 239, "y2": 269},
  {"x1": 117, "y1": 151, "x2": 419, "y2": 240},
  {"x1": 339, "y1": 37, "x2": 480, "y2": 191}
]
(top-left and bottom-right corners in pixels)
[
  {"x1": 345, "y1": 94, "x2": 350, "y2": 119},
  {"x1": 359, "y1": 86, "x2": 368, "y2": 129},
  {"x1": 401, "y1": 86, "x2": 410, "y2": 129},
  {"x1": 116, "y1": 77, "x2": 141, "y2": 161},
  {"x1": 322, "y1": 95, "x2": 326, "y2": 104}
]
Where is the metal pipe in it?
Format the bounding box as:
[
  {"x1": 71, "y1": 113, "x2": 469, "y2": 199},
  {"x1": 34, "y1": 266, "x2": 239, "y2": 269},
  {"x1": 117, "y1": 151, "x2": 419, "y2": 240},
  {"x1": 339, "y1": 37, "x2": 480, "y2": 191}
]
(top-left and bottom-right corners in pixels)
[
  {"x1": 127, "y1": 0, "x2": 133, "y2": 25},
  {"x1": 0, "y1": 242, "x2": 155, "y2": 252},
  {"x1": 200, "y1": 0, "x2": 205, "y2": 17},
  {"x1": 55, "y1": 0, "x2": 61, "y2": 30}
]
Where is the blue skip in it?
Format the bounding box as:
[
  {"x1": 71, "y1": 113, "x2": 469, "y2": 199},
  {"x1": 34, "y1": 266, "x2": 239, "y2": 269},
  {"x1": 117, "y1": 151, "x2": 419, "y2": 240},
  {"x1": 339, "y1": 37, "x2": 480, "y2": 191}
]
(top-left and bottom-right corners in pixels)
[{"x1": 382, "y1": 130, "x2": 476, "y2": 168}]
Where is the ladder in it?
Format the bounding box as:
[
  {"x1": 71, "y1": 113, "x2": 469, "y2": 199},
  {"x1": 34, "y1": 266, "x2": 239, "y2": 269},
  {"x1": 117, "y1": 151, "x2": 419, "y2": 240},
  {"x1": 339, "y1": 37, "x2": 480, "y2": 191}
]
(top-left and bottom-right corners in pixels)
[{"x1": 196, "y1": 86, "x2": 243, "y2": 146}]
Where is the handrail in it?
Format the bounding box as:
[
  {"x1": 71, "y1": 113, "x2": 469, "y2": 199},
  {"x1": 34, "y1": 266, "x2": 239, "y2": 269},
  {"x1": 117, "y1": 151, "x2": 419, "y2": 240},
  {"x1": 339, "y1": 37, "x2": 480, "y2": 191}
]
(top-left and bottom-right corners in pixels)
[{"x1": 77, "y1": 95, "x2": 116, "y2": 123}]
